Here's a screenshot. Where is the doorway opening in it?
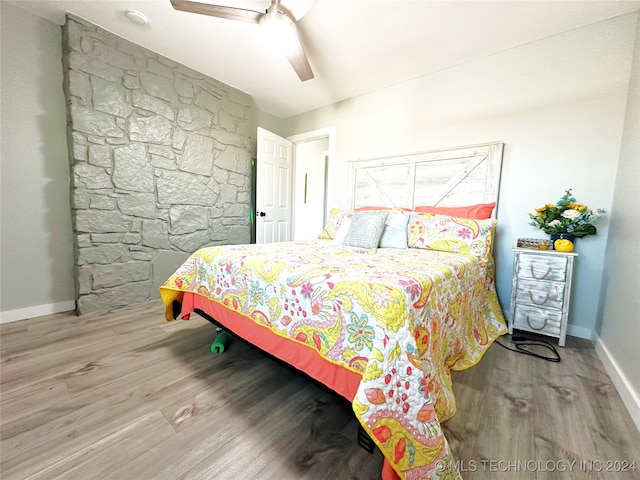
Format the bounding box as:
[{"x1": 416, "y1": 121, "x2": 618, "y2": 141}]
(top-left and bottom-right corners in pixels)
[
  {"x1": 288, "y1": 127, "x2": 335, "y2": 241},
  {"x1": 254, "y1": 127, "x2": 335, "y2": 243}
]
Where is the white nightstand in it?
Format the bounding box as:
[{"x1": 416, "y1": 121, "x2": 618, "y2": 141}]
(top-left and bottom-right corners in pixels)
[{"x1": 509, "y1": 247, "x2": 577, "y2": 347}]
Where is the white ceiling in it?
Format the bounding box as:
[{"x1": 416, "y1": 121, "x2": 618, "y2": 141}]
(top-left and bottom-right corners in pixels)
[{"x1": 8, "y1": 0, "x2": 640, "y2": 118}]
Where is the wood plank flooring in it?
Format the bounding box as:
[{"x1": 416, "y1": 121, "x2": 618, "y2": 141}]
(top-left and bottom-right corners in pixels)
[{"x1": 1, "y1": 302, "x2": 639, "y2": 480}]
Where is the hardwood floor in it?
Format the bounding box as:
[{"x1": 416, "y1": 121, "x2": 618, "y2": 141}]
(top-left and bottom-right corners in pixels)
[
  {"x1": 1, "y1": 302, "x2": 638, "y2": 480},
  {"x1": 443, "y1": 336, "x2": 640, "y2": 480}
]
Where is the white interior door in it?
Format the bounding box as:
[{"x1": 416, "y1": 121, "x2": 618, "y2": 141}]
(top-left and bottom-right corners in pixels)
[{"x1": 256, "y1": 127, "x2": 293, "y2": 243}]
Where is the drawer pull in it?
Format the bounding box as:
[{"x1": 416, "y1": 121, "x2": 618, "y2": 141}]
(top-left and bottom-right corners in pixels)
[
  {"x1": 528, "y1": 291, "x2": 550, "y2": 306},
  {"x1": 530, "y1": 265, "x2": 551, "y2": 280},
  {"x1": 526, "y1": 315, "x2": 548, "y2": 331}
]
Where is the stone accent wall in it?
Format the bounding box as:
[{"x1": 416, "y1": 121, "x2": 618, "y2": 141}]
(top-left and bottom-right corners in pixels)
[{"x1": 62, "y1": 15, "x2": 252, "y2": 314}]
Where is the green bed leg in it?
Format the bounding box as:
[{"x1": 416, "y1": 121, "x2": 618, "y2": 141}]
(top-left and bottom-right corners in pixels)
[{"x1": 210, "y1": 331, "x2": 231, "y2": 353}]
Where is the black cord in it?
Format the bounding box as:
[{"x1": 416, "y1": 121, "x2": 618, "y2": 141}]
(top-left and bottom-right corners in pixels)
[{"x1": 495, "y1": 334, "x2": 561, "y2": 362}]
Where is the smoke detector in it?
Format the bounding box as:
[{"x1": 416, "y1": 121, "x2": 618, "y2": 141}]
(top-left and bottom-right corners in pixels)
[{"x1": 125, "y1": 10, "x2": 149, "y2": 26}]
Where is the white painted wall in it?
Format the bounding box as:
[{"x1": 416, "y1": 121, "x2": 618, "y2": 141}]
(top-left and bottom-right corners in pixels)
[
  {"x1": 283, "y1": 13, "x2": 637, "y2": 343},
  {"x1": 1, "y1": 2, "x2": 75, "y2": 321},
  {"x1": 597, "y1": 14, "x2": 640, "y2": 428}
]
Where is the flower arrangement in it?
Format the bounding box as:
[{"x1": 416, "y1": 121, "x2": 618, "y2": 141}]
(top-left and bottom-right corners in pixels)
[{"x1": 528, "y1": 189, "x2": 606, "y2": 238}]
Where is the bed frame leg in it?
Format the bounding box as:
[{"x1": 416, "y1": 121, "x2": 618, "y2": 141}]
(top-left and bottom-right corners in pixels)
[
  {"x1": 357, "y1": 424, "x2": 375, "y2": 454},
  {"x1": 171, "y1": 301, "x2": 182, "y2": 320}
]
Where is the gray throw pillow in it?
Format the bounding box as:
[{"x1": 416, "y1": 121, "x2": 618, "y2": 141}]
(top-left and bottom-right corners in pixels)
[{"x1": 343, "y1": 211, "x2": 389, "y2": 249}]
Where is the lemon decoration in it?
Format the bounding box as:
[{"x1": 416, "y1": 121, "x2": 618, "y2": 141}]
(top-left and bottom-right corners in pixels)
[{"x1": 554, "y1": 238, "x2": 574, "y2": 252}]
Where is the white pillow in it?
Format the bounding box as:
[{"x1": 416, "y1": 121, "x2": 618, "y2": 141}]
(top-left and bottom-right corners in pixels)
[{"x1": 334, "y1": 217, "x2": 352, "y2": 243}]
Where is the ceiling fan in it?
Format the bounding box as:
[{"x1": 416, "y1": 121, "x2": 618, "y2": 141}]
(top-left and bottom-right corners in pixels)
[{"x1": 170, "y1": 0, "x2": 314, "y2": 81}]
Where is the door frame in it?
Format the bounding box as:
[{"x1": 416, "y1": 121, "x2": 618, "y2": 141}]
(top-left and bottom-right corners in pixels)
[{"x1": 287, "y1": 127, "x2": 336, "y2": 230}]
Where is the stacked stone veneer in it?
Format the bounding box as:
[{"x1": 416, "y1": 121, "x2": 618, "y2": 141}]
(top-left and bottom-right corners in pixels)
[{"x1": 62, "y1": 15, "x2": 252, "y2": 314}]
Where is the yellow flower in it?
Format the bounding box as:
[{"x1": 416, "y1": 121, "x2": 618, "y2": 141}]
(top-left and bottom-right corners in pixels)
[{"x1": 568, "y1": 203, "x2": 587, "y2": 211}]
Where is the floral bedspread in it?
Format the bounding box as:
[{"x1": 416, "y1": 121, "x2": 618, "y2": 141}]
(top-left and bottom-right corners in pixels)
[{"x1": 160, "y1": 240, "x2": 507, "y2": 480}]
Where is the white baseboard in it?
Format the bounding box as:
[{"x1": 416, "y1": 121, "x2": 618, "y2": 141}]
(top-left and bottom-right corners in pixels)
[
  {"x1": 595, "y1": 335, "x2": 640, "y2": 432},
  {"x1": 0, "y1": 301, "x2": 76, "y2": 324}
]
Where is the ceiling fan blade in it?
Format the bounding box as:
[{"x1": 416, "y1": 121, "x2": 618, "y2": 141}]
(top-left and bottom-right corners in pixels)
[
  {"x1": 170, "y1": 0, "x2": 262, "y2": 23},
  {"x1": 278, "y1": 0, "x2": 315, "y2": 22},
  {"x1": 286, "y1": 36, "x2": 314, "y2": 81}
]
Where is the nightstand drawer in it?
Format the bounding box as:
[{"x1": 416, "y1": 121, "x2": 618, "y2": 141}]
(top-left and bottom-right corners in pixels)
[
  {"x1": 517, "y1": 254, "x2": 567, "y2": 283},
  {"x1": 512, "y1": 303, "x2": 562, "y2": 336},
  {"x1": 514, "y1": 279, "x2": 565, "y2": 310}
]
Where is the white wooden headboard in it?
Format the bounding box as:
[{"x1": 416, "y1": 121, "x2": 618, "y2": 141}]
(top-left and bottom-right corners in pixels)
[{"x1": 348, "y1": 142, "x2": 504, "y2": 216}]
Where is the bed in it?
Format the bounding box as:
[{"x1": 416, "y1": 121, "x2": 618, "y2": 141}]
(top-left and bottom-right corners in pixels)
[{"x1": 160, "y1": 142, "x2": 508, "y2": 480}]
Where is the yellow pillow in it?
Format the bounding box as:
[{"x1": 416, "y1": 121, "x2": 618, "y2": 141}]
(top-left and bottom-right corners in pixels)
[{"x1": 407, "y1": 213, "x2": 496, "y2": 257}]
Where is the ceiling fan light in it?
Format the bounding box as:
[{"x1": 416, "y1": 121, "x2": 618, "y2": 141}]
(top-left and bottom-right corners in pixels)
[{"x1": 258, "y1": 10, "x2": 298, "y2": 56}]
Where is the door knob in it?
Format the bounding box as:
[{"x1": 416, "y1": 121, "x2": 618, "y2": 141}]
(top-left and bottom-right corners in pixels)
[{"x1": 258, "y1": 211, "x2": 266, "y2": 217}]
